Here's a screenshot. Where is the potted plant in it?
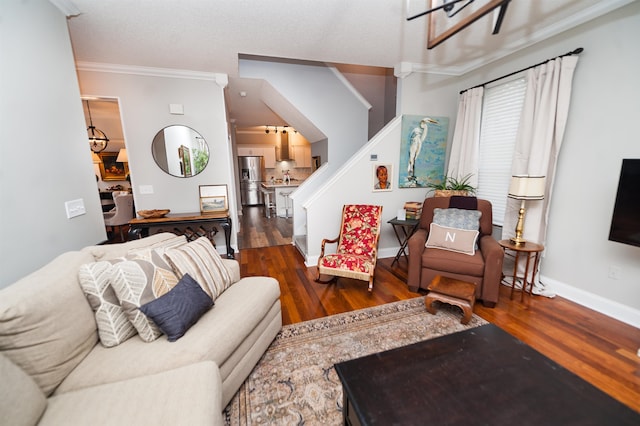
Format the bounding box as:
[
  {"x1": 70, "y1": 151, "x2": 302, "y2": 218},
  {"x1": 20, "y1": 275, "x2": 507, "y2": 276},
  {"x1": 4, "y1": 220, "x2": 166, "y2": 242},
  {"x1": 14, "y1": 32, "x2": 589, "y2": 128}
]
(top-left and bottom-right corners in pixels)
[{"x1": 426, "y1": 173, "x2": 477, "y2": 197}]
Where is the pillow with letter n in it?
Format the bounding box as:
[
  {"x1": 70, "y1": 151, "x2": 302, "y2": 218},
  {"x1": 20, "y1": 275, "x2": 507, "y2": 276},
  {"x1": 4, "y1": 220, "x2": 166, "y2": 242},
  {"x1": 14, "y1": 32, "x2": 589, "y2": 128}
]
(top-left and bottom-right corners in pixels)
[{"x1": 425, "y1": 223, "x2": 479, "y2": 255}]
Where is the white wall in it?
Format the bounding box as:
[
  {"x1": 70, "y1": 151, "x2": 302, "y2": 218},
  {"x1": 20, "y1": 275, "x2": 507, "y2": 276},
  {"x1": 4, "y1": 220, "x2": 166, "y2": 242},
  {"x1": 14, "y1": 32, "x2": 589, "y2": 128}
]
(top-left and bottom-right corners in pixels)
[
  {"x1": 0, "y1": 1, "x2": 107, "y2": 288},
  {"x1": 77, "y1": 69, "x2": 237, "y2": 252},
  {"x1": 404, "y1": 2, "x2": 640, "y2": 325},
  {"x1": 333, "y1": 64, "x2": 396, "y2": 139},
  {"x1": 303, "y1": 70, "x2": 462, "y2": 262},
  {"x1": 535, "y1": 3, "x2": 640, "y2": 323},
  {"x1": 239, "y1": 59, "x2": 370, "y2": 166}
]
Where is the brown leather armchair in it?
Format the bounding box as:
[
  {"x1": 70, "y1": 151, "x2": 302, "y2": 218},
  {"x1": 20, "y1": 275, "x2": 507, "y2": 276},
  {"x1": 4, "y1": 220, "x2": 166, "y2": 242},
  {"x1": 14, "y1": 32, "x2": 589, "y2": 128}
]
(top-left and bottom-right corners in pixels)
[{"x1": 407, "y1": 196, "x2": 503, "y2": 307}]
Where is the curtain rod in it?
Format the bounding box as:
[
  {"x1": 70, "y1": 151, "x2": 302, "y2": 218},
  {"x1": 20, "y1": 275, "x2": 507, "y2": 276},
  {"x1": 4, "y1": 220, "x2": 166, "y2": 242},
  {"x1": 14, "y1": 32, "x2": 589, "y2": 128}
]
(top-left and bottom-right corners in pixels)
[{"x1": 460, "y1": 47, "x2": 584, "y2": 94}]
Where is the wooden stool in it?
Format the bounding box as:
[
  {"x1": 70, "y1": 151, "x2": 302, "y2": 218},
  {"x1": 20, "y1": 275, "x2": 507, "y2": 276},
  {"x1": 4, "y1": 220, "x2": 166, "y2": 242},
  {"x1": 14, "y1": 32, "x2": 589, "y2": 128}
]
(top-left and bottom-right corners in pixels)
[{"x1": 425, "y1": 275, "x2": 476, "y2": 324}]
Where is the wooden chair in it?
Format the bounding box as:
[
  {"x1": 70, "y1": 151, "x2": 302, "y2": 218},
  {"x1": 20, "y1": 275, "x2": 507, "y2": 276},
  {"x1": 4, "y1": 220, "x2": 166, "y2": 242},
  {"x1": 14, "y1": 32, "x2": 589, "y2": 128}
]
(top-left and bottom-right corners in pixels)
[{"x1": 316, "y1": 204, "x2": 383, "y2": 291}]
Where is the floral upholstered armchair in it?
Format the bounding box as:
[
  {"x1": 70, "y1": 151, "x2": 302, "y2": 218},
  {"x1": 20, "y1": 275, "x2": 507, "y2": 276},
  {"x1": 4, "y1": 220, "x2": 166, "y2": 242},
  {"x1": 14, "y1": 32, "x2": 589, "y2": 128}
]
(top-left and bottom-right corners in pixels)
[{"x1": 316, "y1": 204, "x2": 383, "y2": 291}]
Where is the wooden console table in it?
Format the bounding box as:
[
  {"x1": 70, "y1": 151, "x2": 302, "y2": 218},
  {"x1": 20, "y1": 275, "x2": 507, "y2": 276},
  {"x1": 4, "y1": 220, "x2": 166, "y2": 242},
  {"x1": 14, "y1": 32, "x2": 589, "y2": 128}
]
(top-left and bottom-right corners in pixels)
[{"x1": 128, "y1": 212, "x2": 234, "y2": 259}]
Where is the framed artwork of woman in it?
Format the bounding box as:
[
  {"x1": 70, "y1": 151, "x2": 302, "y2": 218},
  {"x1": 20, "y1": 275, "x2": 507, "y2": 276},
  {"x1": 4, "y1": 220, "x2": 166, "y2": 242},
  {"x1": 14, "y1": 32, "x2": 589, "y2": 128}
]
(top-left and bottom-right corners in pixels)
[{"x1": 373, "y1": 163, "x2": 392, "y2": 192}]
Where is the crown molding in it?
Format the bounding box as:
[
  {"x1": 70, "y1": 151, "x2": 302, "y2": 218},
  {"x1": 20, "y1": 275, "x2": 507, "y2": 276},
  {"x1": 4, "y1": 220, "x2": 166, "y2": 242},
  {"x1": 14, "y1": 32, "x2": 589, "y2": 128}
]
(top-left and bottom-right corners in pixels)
[
  {"x1": 49, "y1": 0, "x2": 80, "y2": 17},
  {"x1": 75, "y1": 61, "x2": 228, "y2": 87},
  {"x1": 397, "y1": 0, "x2": 634, "y2": 77}
]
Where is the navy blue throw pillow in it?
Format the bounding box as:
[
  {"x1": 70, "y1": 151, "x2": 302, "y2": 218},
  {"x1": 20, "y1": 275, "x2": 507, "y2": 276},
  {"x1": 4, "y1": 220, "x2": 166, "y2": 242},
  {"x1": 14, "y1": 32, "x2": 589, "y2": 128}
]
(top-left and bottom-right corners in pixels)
[{"x1": 139, "y1": 273, "x2": 213, "y2": 342}]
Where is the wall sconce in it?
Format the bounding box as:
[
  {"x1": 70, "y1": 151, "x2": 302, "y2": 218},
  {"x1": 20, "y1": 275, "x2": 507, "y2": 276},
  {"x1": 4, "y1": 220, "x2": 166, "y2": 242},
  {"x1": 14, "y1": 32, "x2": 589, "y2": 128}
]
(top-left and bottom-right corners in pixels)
[{"x1": 508, "y1": 175, "x2": 545, "y2": 245}]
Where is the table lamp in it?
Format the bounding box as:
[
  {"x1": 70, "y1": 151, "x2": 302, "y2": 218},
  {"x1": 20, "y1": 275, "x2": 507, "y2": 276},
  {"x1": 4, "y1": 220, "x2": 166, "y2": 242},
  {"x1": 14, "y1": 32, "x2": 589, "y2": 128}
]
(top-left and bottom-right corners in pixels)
[
  {"x1": 508, "y1": 175, "x2": 545, "y2": 245},
  {"x1": 116, "y1": 148, "x2": 128, "y2": 163}
]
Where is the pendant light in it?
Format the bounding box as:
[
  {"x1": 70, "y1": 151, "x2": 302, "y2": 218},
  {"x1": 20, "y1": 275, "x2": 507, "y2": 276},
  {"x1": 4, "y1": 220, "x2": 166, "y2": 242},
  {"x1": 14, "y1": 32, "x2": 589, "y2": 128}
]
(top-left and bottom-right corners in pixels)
[{"x1": 86, "y1": 100, "x2": 109, "y2": 153}]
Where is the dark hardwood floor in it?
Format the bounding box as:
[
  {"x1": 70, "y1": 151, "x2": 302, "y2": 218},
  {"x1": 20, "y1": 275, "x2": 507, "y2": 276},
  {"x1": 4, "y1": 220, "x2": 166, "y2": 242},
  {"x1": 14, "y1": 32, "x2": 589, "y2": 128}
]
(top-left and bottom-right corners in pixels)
[
  {"x1": 237, "y1": 243, "x2": 640, "y2": 414},
  {"x1": 237, "y1": 205, "x2": 292, "y2": 249}
]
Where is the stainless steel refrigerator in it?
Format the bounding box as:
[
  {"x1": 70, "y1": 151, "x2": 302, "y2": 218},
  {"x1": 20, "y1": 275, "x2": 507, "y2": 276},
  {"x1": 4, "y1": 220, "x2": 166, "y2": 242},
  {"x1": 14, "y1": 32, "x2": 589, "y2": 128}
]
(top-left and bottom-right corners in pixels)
[{"x1": 239, "y1": 156, "x2": 265, "y2": 205}]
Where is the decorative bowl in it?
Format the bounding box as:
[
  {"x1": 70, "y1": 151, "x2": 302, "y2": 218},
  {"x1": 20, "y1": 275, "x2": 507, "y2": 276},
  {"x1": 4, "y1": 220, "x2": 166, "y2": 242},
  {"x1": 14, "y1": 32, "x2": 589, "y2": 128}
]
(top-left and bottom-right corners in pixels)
[{"x1": 137, "y1": 209, "x2": 170, "y2": 219}]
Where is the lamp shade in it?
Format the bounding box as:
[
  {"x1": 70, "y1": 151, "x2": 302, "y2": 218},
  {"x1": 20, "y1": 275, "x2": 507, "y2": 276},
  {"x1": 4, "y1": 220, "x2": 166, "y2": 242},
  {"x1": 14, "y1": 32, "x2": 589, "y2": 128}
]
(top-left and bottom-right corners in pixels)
[
  {"x1": 116, "y1": 148, "x2": 128, "y2": 163},
  {"x1": 508, "y1": 175, "x2": 545, "y2": 200}
]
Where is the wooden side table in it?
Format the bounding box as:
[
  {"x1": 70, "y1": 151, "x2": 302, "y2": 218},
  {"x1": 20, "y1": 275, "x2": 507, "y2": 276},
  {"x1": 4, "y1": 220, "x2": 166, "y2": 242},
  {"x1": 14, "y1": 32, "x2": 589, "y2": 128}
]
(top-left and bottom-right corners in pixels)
[
  {"x1": 425, "y1": 275, "x2": 476, "y2": 324},
  {"x1": 387, "y1": 218, "x2": 420, "y2": 266},
  {"x1": 129, "y1": 212, "x2": 234, "y2": 259},
  {"x1": 498, "y1": 240, "x2": 544, "y2": 301}
]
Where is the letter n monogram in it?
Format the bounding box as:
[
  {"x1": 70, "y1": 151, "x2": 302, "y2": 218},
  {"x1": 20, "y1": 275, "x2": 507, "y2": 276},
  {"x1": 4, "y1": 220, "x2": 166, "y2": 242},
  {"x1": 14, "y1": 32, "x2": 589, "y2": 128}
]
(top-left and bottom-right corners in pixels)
[{"x1": 445, "y1": 231, "x2": 456, "y2": 242}]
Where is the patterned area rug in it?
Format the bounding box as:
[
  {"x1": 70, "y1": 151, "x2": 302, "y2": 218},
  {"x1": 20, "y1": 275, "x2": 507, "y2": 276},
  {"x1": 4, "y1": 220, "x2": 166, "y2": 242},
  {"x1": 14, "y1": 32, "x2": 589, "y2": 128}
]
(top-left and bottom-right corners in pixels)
[{"x1": 224, "y1": 297, "x2": 488, "y2": 425}]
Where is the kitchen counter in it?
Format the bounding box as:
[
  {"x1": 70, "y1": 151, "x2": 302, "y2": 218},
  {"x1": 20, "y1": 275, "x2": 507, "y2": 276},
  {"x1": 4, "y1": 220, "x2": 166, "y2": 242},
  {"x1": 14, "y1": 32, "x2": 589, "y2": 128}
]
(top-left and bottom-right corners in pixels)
[
  {"x1": 261, "y1": 182, "x2": 302, "y2": 217},
  {"x1": 261, "y1": 181, "x2": 302, "y2": 189}
]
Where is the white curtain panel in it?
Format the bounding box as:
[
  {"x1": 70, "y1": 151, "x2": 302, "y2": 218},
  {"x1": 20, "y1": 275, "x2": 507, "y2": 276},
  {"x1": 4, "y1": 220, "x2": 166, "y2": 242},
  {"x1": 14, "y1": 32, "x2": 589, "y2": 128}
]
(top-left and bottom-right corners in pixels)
[
  {"x1": 502, "y1": 55, "x2": 579, "y2": 295},
  {"x1": 447, "y1": 87, "x2": 484, "y2": 187}
]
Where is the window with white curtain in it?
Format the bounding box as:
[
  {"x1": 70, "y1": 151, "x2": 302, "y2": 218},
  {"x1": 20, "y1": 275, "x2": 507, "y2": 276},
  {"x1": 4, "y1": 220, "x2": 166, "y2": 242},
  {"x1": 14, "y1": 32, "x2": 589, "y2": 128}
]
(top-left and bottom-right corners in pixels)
[{"x1": 476, "y1": 77, "x2": 527, "y2": 226}]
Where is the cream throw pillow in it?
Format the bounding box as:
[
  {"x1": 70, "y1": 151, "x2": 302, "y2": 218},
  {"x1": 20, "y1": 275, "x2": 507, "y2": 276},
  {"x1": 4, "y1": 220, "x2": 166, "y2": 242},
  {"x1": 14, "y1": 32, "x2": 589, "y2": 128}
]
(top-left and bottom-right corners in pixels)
[
  {"x1": 425, "y1": 223, "x2": 479, "y2": 255},
  {"x1": 78, "y1": 235, "x2": 187, "y2": 347},
  {"x1": 164, "y1": 237, "x2": 233, "y2": 301},
  {"x1": 110, "y1": 251, "x2": 180, "y2": 342},
  {"x1": 78, "y1": 261, "x2": 138, "y2": 347}
]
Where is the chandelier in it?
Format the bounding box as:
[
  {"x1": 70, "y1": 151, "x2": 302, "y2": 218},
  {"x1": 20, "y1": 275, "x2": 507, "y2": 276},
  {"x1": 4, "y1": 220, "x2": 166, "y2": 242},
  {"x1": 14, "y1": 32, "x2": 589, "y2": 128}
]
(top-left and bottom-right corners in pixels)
[{"x1": 86, "y1": 99, "x2": 109, "y2": 153}]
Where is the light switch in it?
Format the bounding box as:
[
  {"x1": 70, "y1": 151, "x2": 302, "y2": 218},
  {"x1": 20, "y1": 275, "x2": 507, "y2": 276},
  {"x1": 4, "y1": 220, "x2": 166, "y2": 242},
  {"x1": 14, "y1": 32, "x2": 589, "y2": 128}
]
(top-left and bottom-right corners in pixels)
[
  {"x1": 139, "y1": 185, "x2": 154, "y2": 194},
  {"x1": 65, "y1": 199, "x2": 86, "y2": 219},
  {"x1": 169, "y1": 104, "x2": 184, "y2": 115}
]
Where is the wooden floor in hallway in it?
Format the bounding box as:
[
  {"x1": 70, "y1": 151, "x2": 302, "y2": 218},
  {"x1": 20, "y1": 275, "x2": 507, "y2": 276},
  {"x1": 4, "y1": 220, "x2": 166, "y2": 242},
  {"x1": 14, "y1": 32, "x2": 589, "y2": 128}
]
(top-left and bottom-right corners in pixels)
[{"x1": 237, "y1": 205, "x2": 293, "y2": 249}]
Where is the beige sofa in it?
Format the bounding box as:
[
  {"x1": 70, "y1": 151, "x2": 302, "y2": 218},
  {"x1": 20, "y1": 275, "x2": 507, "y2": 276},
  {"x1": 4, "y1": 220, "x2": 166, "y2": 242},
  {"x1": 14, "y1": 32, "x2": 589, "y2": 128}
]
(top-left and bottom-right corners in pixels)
[{"x1": 0, "y1": 233, "x2": 282, "y2": 425}]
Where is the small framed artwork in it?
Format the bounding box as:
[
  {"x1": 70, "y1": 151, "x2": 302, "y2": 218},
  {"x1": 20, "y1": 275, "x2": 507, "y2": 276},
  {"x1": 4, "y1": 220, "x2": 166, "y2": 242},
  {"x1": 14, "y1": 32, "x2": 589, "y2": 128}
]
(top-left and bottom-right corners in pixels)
[
  {"x1": 98, "y1": 152, "x2": 129, "y2": 181},
  {"x1": 373, "y1": 163, "x2": 392, "y2": 192},
  {"x1": 199, "y1": 184, "x2": 228, "y2": 215}
]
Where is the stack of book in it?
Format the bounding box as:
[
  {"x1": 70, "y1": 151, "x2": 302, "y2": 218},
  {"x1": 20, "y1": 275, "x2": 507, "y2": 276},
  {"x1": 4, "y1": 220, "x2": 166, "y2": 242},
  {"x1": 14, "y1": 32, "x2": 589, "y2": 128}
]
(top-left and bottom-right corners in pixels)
[{"x1": 404, "y1": 201, "x2": 423, "y2": 220}]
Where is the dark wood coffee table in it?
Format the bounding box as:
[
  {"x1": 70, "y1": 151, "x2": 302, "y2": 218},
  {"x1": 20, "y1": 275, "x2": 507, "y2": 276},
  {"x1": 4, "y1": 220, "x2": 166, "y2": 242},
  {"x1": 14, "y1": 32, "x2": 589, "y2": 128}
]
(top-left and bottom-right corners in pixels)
[{"x1": 334, "y1": 324, "x2": 639, "y2": 425}]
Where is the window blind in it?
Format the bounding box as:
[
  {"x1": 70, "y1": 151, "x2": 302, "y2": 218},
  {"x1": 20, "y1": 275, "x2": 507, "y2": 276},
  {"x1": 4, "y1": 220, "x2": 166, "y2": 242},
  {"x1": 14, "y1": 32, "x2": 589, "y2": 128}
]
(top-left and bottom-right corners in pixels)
[{"x1": 477, "y1": 77, "x2": 527, "y2": 226}]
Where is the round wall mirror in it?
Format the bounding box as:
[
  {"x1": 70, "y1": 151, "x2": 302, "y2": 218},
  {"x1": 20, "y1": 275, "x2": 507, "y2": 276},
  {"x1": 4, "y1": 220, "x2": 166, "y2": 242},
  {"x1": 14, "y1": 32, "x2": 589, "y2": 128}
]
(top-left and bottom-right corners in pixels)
[{"x1": 151, "y1": 125, "x2": 209, "y2": 177}]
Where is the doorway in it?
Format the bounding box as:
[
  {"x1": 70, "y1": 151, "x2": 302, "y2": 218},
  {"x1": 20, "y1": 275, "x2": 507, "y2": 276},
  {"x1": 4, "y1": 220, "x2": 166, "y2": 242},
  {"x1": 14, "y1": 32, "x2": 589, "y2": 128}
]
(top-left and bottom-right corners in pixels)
[{"x1": 82, "y1": 97, "x2": 133, "y2": 242}]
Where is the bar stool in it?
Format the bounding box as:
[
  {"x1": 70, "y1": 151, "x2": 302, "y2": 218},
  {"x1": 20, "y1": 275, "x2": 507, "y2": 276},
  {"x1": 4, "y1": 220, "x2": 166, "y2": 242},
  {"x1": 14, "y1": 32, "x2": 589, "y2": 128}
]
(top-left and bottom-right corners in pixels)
[
  {"x1": 280, "y1": 190, "x2": 293, "y2": 218},
  {"x1": 262, "y1": 188, "x2": 276, "y2": 218}
]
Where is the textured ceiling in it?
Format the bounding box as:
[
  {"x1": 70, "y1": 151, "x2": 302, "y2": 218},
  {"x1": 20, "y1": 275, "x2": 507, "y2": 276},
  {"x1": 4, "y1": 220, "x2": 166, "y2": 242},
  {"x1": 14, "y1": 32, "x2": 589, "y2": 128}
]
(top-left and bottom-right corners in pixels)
[{"x1": 64, "y1": 0, "x2": 633, "y2": 128}]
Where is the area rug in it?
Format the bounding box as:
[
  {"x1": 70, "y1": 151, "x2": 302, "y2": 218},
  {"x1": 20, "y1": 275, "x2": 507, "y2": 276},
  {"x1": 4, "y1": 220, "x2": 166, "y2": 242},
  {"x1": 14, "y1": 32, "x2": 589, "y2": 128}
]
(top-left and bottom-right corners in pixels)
[{"x1": 224, "y1": 297, "x2": 488, "y2": 425}]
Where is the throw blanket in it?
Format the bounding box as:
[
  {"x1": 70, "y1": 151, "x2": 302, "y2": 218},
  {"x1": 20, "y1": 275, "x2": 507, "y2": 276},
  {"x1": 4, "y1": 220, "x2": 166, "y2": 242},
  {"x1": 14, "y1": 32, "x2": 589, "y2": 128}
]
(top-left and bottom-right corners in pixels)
[{"x1": 449, "y1": 196, "x2": 478, "y2": 210}]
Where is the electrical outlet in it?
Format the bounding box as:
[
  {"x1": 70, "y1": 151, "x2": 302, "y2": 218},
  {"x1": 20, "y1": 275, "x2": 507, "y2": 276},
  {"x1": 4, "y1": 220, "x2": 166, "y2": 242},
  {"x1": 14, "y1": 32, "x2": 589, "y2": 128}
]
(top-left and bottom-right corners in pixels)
[
  {"x1": 608, "y1": 265, "x2": 622, "y2": 280},
  {"x1": 65, "y1": 199, "x2": 86, "y2": 219}
]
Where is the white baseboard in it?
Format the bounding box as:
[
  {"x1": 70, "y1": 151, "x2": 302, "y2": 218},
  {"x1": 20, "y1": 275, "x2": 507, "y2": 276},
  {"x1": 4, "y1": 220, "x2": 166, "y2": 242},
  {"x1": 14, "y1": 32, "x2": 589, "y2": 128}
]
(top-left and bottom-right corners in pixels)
[{"x1": 541, "y1": 275, "x2": 640, "y2": 329}]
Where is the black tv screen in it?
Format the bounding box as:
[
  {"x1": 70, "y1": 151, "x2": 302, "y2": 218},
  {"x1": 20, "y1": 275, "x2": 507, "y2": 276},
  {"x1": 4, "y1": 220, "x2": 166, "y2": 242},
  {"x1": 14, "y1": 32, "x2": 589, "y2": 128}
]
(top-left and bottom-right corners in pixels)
[{"x1": 608, "y1": 159, "x2": 640, "y2": 248}]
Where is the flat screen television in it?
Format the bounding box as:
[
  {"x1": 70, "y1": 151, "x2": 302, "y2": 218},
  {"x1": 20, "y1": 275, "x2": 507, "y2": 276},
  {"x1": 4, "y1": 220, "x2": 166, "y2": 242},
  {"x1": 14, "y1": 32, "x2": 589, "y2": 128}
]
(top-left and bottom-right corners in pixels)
[{"x1": 608, "y1": 159, "x2": 640, "y2": 248}]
